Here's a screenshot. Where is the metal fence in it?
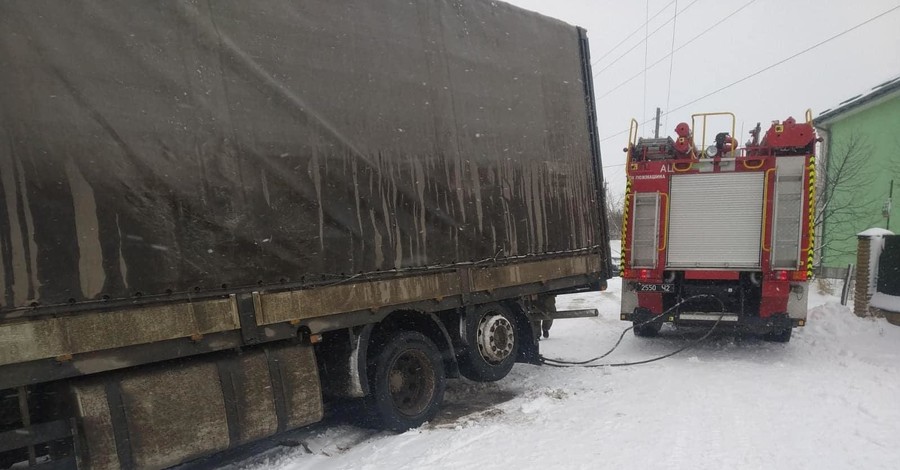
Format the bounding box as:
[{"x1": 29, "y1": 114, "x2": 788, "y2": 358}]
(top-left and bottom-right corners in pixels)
[
  {"x1": 816, "y1": 265, "x2": 850, "y2": 279},
  {"x1": 814, "y1": 264, "x2": 854, "y2": 306}
]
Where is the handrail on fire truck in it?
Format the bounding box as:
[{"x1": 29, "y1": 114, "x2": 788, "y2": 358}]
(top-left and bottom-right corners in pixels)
[
  {"x1": 761, "y1": 168, "x2": 776, "y2": 253},
  {"x1": 691, "y1": 112, "x2": 737, "y2": 157},
  {"x1": 658, "y1": 192, "x2": 669, "y2": 252},
  {"x1": 626, "y1": 118, "x2": 639, "y2": 168},
  {"x1": 673, "y1": 161, "x2": 693, "y2": 172},
  {"x1": 742, "y1": 159, "x2": 766, "y2": 170},
  {"x1": 805, "y1": 108, "x2": 813, "y2": 125},
  {"x1": 628, "y1": 118, "x2": 639, "y2": 146}
]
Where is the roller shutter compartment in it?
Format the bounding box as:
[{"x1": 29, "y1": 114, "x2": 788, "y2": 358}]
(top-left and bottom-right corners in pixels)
[{"x1": 666, "y1": 172, "x2": 765, "y2": 269}]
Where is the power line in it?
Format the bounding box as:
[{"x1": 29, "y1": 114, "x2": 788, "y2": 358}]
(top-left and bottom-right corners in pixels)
[
  {"x1": 594, "y1": 0, "x2": 701, "y2": 77},
  {"x1": 642, "y1": 0, "x2": 650, "y2": 128},
  {"x1": 596, "y1": 0, "x2": 758, "y2": 101},
  {"x1": 664, "y1": 4, "x2": 900, "y2": 116},
  {"x1": 663, "y1": 0, "x2": 680, "y2": 132},
  {"x1": 591, "y1": 0, "x2": 676, "y2": 66},
  {"x1": 598, "y1": 4, "x2": 900, "y2": 143},
  {"x1": 601, "y1": 117, "x2": 655, "y2": 143}
]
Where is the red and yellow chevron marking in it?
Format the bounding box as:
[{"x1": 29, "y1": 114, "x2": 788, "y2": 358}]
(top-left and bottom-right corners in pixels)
[
  {"x1": 620, "y1": 178, "x2": 632, "y2": 276},
  {"x1": 806, "y1": 155, "x2": 816, "y2": 278}
]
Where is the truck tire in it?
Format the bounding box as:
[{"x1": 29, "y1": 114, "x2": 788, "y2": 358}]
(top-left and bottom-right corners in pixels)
[
  {"x1": 1, "y1": 450, "x2": 25, "y2": 470},
  {"x1": 458, "y1": 304, "x2": 519, "y2": 382},
  {"x1": 366, "y1": 331, "x2": 446, "y2": 431},
  {"x1": 763, "y1": 327, "x2": 792, "y2": 343},
  {"x1": 633, "y1": 320, "x2": 662, "y2": 337}
]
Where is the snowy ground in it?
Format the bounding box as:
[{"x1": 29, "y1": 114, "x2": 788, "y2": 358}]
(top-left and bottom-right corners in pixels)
[{"x1": 213, "y1": 279, "x2": 900, "y2": 470}]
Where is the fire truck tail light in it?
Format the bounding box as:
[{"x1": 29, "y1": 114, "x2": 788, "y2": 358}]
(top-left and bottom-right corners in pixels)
[
  {"x1": 639, "y1": 269, "x2": 650, "y2": 280},
  {"x1": 774, "y1": 271, "x2": 788, "y2": 281},
  {"x1": 791, "y1": 271, "x2": 808, "y2": 281}
]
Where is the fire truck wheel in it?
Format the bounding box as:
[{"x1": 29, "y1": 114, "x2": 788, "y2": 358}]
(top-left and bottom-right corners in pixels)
[
  {"x1": 633, "y1": 320, "x2": 662, "y2": 337},
  {"x1": 458, "y1": 304, "x2": 519, "y2": 382},
  {"x1": 366, "y1": 331, "x2": 446, "y2": 431},
  {"x1": 763, "y1": 327, "x2": 792, "y2": 343}
]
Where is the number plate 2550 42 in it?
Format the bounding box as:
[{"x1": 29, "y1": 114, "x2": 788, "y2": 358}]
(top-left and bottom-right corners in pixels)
[{"x1": 636, "y1": 283, "x2": 674, "y2": 293}]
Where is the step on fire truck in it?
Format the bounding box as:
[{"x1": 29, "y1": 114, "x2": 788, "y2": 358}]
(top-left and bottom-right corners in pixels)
[{"x1": 619, "y1": 112, "x2": 817, "y2": 342}]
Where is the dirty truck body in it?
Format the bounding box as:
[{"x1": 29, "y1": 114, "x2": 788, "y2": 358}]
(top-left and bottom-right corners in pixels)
[
  {"x1": 0, "y1": 1, "x2": 612, "y2": 468},
  {"x1": 620, "y1": 113, "x2": 817, "y2": 342}
]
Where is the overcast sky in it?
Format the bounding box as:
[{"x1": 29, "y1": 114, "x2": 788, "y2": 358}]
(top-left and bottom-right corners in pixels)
[{"x1": 502, "y1": 0, "x2": 900, "y2": 196}]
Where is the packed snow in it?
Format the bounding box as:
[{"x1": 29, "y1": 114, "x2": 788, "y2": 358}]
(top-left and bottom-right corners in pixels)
[{"x1": 211, "y1": 279, "x2": 900, "y2": 470}]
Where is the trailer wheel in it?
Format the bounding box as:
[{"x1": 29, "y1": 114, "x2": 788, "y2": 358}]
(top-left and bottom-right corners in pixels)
[
  {"x1": 367, "y1": 331, "x2": 446, "y2": 431},
  {"x1": 458, "y1": 304, "x2": 518, "y2": 382},
  {"x1": 763, "y1": 327, "x2": 792, "y2": 343},
  {"x1": 1, "y1": 450, "x2": 26, "y2": 470}
]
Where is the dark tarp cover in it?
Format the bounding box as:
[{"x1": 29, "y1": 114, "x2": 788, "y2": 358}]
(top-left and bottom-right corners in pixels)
[{"x1": 0, "y1": 0, "x2": 605, "y2": 310}]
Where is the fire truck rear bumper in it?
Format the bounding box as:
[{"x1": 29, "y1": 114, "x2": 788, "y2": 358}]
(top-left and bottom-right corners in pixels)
[{"x1": 622, "y1": 309, "x2": 802, "y2": 333}]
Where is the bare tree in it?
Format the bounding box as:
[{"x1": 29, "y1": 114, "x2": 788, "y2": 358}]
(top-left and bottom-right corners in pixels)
[
  {"x1": 816, "y1": 132, "x2": 880, "y2": 263},
  {"x1": 604, "y1": 181, "x2": 624, "y2": 239}
]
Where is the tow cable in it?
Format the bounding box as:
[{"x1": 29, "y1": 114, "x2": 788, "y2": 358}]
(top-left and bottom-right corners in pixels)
[{"x1": 540, "y1": 294, "x2": 727, "y2": 368}]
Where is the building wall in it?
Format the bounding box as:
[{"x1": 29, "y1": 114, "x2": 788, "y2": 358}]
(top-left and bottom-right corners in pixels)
[{"x1": 822, "y1": 95, "x2": 900, "y2": 267}]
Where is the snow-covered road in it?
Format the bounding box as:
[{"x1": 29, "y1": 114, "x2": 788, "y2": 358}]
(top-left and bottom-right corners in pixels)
[{"x1": 220, "y1": 279, "x2": 900, "y2": 470}]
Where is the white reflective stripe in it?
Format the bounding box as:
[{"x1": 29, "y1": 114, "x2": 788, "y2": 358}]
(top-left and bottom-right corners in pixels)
[
  {"x1": 667, "y1": 172, "x2": 764, "y2": 268},
  {"x1": 679, "y1": 313, "x2": 739, "y2": 322}
]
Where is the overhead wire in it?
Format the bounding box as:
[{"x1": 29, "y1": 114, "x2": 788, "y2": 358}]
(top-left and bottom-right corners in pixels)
[
  {"x1": 642, "y1": 0, "x2": 650, "y2": 129},
  {"x1": 662, "y1": 4, "x2": 900, "y2": 117},
  {"x1": 601, "y1": 116, "x2": 655, "y2": 143},
  {"x1": 663, "y1": 0, "x2": 680, "y2": 131},
  {"x1": 598, "y1": 3, "x2": 900, "y2": 144},
  {"x1": 596, "y1": 0, "x2": 759, "y2": 102},
  {"x1": 591, "y1": 0, "x2": 676, "y2": 66},
  {"x1": 593, "y1": 0, "x2": 701, "y2": 77}
]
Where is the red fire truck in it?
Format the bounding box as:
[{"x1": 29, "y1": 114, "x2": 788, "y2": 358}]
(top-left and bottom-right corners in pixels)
[{"x1": 619, "y1": 112, "x2": 817, "y2": 342}]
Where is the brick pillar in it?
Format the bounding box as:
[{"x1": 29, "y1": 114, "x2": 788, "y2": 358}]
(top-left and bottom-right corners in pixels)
[{"x1": 854, "y1": 236, "x2": 871, "y2": 317}]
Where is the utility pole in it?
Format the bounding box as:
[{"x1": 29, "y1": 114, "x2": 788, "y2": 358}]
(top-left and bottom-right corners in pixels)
[{"x1": 654, "y1": 107, "x2": 661, "y2": 138}]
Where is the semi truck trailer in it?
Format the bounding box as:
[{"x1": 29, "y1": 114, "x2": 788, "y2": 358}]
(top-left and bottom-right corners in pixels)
[{"x1": 0, "y1": 0, "x2": 612, "y2": 468}]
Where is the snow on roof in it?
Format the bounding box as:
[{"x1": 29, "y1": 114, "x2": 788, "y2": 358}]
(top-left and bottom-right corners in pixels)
[
  {"x1": 858, "y1": 227, "x2": 895, "y2": 237},
  {"x1": 816, "y1": 73, "x2": 900, "y2": 127}
]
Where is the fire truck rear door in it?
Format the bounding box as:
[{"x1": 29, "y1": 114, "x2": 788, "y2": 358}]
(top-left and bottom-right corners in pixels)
[{"x1": 667, "y1": 172, "x2": 765, "y2": 269}]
